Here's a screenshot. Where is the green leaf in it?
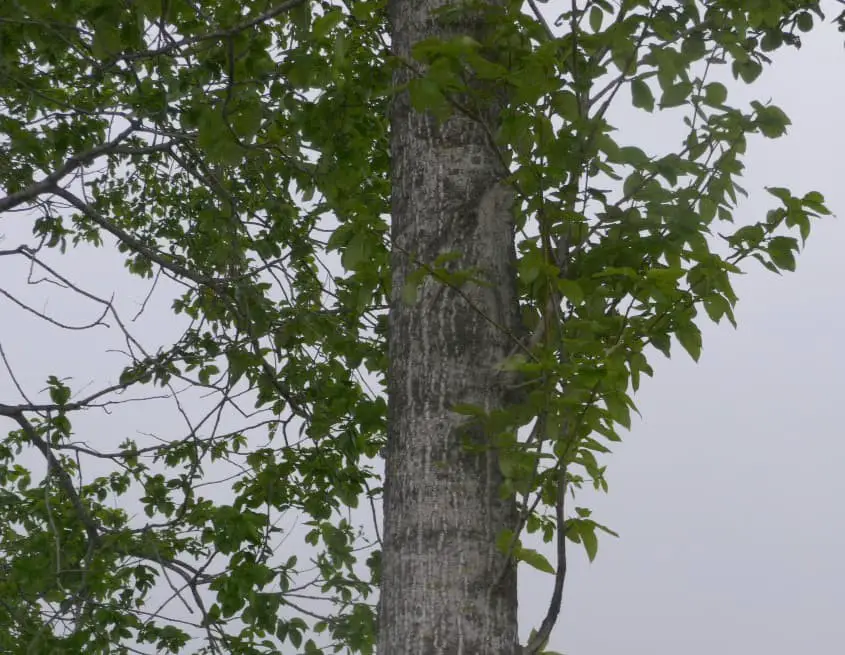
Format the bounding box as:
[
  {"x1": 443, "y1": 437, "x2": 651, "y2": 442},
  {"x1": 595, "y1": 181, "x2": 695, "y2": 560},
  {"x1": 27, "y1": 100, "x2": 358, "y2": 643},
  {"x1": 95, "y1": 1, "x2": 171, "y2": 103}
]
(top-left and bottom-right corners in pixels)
[
  {"x1": 312, "y1": 7, "x2": 344, "y2": 40},
  {"x1": 755, "y1": 104, "x2": 791, "y2": 138},
  {"x1": 651, "y1": 332, "x2": 672, "y2": 358},
  {"x1": 733, "y1": 59, "x2": 763, "y2": 84},
  {"x1": 766, "y1": 187, "x2": 792, "y2": 203},
  {"x1": 48, "y1": 378, "x2": 71, "y2": 405},
  {"x1": 579, "y1": 523, "x2": 599, "y2": 562},
  {"x1": 589, "y1": 6, "x2": 604, "y2": 32},
  {"x1": 660, "y1": 82, "x2": 693, "y2": 108},
  {"x1": 494, "y1": 354, "x2": 529, "y2": 372},
  {"x1": 703, "y1": 82, "x2": 727, "y2": 107},
  {"x1": 675, "y1": 322, "x2": 702, "y2": 362},
  {"x1": 551, "y1": 91, "x2": 580, "y2": 120},
  {"x1": 604, "y1": 393, "x2": 631, "y2": 430},
  {"x1": 631, "y1": 78, "x2": 654, "y2": 112},
  {"x1": 558, "y1": 279, "x2": 584, "y2": 305},
  {"x1": 342, "y1": 233, "x2": 370, "y2": 270},
  {"x1": 408, "y1": 78, "x2": 451, "y2": 120},
  {"x1": 91, "y1": 20, "x2": 124, "y2": 58},
  {"x1": 703, "y1": 294, "x2": 733, "y2": 326},
  {"x1": 517, "y1": 547, "x2": 555, "y2": 574},
  {"x1": 452, "y1": 403, "x2": 488, "y2": 417},
  {"x1": 616, "y1": 145, "x2": 649, "y2": 166},
  {"x1": 760, "y1": 31, "x2": 783, "y2": 52},
  {"x1": 623, "y1": 171, "x2": 645, "y2": 198},
  {"x1": 496, "y1": 529, "x2": 517, "y2": 554},
  {"x1": 519, "y1": 255, "x2": 542, "y2": 284},
  {"x1": 796, "y1": 12, "x2": 813, "y2": 32},
  {"x1": 768, "y1": 236, "x2": 797, "y2": 271},
  {"x1": 681, "y1": 34, "x2": 706, "y2": 60},
  {"x1": 800, "y1": 190, "x2": 832, "y2": 216}
]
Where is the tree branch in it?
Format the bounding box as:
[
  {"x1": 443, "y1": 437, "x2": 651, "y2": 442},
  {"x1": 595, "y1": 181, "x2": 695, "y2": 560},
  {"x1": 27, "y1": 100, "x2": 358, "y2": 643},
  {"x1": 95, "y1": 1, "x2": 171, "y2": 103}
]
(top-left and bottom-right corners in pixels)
[
  {"x1": 524, "y1": 464, "x2": 568, "y2": 655},
  {"x1": 109, "y1": 0, "x2": 310, "y2": 63},
  {"x1": 0, "y1": 122, "x2": 147, "y2": 213},
  {"x1": 3, "y1": 411, "x2": 102, "y2": 548},
  {"x1": 49, "y1": 186, "x2": 215, "y2": 287}
]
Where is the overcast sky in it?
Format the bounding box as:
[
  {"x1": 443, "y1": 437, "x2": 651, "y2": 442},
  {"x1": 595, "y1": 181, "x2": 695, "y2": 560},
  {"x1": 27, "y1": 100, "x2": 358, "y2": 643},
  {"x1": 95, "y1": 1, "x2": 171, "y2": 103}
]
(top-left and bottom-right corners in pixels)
[
  {"x1": 1, "y1": 6, "x2": 843, "y2": 655},
  {"x1": 523, "y1": 17, "x2": 845, "y2": 654}
]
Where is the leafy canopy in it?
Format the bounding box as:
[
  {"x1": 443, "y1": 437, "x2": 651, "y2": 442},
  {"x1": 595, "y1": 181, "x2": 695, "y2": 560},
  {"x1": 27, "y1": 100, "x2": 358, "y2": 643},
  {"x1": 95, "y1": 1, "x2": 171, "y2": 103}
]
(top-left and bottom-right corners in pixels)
[{"x1": 0, "y1": 0, "x2": 835, "y2": 653}]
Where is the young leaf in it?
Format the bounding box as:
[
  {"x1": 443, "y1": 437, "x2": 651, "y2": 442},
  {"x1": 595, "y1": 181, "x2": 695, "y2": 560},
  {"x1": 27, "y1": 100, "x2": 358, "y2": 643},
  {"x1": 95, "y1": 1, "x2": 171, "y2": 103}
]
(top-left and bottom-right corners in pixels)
[{"x1": 517, "y1": 547, "x2": 555, "y2": 575}]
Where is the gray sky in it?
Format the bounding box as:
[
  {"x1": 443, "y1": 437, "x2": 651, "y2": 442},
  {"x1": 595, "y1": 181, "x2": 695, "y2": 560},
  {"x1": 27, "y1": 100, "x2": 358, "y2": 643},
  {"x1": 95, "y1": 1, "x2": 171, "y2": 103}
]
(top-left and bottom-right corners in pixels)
[
  {"x1": 1, "y1": 6, "x2": 842, "y2": 655},
  {"x1": 522, "y1": 17, "x2": 845, "y2": 654}
]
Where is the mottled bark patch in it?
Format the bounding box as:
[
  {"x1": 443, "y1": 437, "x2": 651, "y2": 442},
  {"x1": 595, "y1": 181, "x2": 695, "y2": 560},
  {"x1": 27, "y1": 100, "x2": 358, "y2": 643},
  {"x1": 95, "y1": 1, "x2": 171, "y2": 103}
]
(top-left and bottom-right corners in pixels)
[{"x1": 379, "y1": 1, "x2": 522, "y2": 654}]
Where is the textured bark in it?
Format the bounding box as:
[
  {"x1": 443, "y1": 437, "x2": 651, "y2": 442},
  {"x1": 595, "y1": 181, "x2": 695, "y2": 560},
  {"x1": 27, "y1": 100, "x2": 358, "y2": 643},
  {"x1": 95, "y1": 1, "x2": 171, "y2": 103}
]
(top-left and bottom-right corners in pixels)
[{"x1": 379, "y1": 1, "x2": 523, "y2": 653}]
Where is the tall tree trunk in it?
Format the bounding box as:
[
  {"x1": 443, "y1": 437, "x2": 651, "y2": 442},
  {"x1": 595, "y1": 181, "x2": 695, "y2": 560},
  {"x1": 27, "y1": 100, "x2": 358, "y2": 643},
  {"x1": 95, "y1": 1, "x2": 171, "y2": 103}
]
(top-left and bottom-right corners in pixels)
[{"x1": 380, "y1": 1, "x2": 523, "y2": 652}]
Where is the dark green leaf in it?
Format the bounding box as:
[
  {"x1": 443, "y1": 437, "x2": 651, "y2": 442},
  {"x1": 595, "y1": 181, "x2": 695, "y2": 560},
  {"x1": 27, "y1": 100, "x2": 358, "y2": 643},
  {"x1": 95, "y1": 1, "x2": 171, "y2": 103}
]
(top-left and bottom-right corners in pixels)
[
  {"x1": 703, "y1": 82, "x2": 727, "y2": 107},
  {"x1": 660, "y1": 82, "x2": 693, "y2": 108},
  {"x1": 631, "y1": 78, "x2": 655, "y2": 112}
]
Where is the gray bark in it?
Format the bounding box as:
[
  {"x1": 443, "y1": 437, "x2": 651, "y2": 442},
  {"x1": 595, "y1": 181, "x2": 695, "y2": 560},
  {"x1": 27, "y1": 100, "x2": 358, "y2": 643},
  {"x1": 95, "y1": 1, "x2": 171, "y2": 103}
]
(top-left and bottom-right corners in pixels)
[{"x1": 379, "y1": 0, "x2": 523, "y2": 653}]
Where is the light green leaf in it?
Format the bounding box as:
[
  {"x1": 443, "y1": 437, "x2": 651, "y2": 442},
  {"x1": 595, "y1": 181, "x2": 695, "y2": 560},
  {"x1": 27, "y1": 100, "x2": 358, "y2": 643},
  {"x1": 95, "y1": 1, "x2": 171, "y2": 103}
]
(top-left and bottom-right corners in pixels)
[
  {"x1": 604, "y1": 393, "x2": 631, "y2": 430},
  {"x1": 496, "y1": 529, "x2": 517, "y2": 554},
  {"x1": 517, "y1": 547, "x2": 555, "y2": 574},
  {"x1": 551, "y1": 91, "x2": 580, "y2": 120},
  {"x1": 408, "y1": 78, "x2": 451, "y2": 120},
  {"x1": 558, "y1": 279, "x2": 584, "y2": 305},
  {"x1": 312, "y1": 8, "x2": 344, "y2": 40}
]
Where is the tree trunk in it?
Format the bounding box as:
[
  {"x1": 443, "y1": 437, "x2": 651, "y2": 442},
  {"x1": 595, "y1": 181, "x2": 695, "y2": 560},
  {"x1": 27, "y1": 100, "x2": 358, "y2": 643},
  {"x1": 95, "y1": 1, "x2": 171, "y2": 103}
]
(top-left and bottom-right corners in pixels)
[{"x1": 379, "y1": 0, "x2": 523, "y2": 652}]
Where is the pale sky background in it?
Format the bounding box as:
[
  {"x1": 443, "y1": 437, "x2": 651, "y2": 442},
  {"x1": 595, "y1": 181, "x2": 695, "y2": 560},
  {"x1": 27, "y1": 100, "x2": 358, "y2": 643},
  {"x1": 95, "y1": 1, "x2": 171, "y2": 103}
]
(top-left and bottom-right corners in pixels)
[
  {"x1": 0, "y1": 5, "x2": 843, "y2": 655},
  {"x1": 524, "y1": 15, "x2": 845, "y2": 654}
]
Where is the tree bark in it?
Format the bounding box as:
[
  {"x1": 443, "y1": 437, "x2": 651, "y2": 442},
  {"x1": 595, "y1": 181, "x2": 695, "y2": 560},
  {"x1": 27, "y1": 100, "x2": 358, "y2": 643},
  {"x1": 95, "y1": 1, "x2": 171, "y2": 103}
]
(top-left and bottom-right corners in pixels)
[{"x1": 379, "y1": 1, "x2": 523, "y2": 653}]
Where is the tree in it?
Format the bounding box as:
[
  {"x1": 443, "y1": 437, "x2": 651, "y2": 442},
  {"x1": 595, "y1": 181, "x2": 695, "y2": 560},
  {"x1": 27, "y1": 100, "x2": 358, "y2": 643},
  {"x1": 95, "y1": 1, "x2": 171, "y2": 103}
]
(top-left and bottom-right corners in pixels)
[
  {"x1": 380, "y1": 0, "x2": 522, "y2": 651},
  {"x1": 0, "y1": 0, "x2": 838, "y2": 653}
]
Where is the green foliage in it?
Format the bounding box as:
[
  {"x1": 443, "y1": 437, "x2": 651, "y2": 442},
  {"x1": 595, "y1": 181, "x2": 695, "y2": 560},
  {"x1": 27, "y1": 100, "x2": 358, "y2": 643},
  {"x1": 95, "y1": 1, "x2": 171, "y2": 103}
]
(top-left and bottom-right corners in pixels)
[{"x1": 0, "y1": 0, "x2": 836, "y2": 652}]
